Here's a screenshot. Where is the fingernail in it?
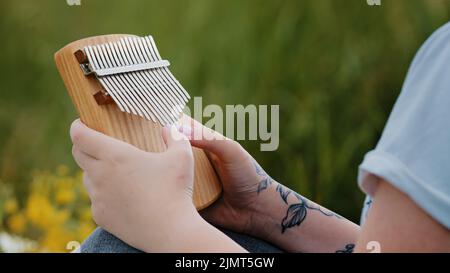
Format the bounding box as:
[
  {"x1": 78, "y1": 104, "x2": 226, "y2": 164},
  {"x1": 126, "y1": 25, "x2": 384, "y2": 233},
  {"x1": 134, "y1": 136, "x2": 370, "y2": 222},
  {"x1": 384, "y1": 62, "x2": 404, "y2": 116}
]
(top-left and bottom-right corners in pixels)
[{"x1": 178, "y1": 125, "x2": 192, "y2": 139}]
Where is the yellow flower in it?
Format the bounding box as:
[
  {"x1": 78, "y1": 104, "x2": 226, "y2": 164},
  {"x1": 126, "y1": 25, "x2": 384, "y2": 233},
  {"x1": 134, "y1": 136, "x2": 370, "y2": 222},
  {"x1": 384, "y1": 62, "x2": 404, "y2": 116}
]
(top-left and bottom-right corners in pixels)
[
  {"x1": 40, "y1": 226, "x2": 75, "y2": 253},
  {"x1": 78, "y1": 222, "x2": 96, "y2": 239},
  {"x1": 4, "y1": 198, "x2": 18, "y2": 214},
  {"x1": 55, "y1": 188, "x2": 75, "y2": 205},
  {"x1": 56, "y1": 165, "x2": 69, "y2": 176},
  {"x1": 7, "y1": 213, "x2": 27, "y2": 234},
  {"x1": 12, "y1": 167, "x2": 96, "y2": 252},
  {"x1": 25, "y1": 194, "x2": 48, "y2": 224},
  {"x1": 79, "y1": 207, "x2": 92, "y2": 221},
  {"x1": 25, "y1": 193, "x2": 64, "y2": 229},
  {"x1": 53, "y1": 209, "x2": 71, "y2": 225}
]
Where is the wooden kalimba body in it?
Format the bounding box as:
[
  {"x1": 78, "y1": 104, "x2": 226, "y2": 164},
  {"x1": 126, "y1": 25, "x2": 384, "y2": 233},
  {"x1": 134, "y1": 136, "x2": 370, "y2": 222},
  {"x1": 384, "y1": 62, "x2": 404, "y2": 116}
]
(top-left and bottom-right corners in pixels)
[{"x1": 55, "y1": 34, "x2": 222, "y2": 210}]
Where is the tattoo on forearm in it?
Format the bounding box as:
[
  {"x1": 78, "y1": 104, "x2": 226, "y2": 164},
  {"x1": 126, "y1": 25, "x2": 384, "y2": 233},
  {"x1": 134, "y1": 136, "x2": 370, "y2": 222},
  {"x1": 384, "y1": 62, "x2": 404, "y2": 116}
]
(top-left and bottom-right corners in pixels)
[
  {"x1": 294, "y1": 193, "x2": 343, "y2": 219},
  {"x1": 278, "y1": 185, "x2": 343, "y2": 233},
  {"x1": 254, "y1": 161, "x2": 267, "y2": 176},
  {"x1": 281, "y1": 202, "x2": 307, "y2": 233},
  {"x1": 254, "y1": 161, "x2": 273, "y2": 194},
  {"x1": 335, "y1": 244, "x2": 355, "y2": 253},
  {"x1": 257, "y1": 177, "x2": 272, "y2": 193},
  {"x1": 252, "y1": 161, "x2": 343, "y2": 234},
  {"x1": 276, "y1": 184, "x2": 291, "y2": 204}
]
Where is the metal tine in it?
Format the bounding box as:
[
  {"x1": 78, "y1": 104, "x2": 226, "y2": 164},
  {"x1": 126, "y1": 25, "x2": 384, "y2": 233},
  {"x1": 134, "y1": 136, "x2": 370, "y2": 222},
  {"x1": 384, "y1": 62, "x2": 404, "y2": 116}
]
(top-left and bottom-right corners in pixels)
[
  {"x1": 93, "y1": 45, "x2": 144, "y2": 118},
  {"x1": 100, "y1": 44, "x2": 156, "y2": 122},
  {"x1": 112, "y1": 40, "x2": 170, "y2": 125},
  {"x1": 129, "y1": 37, "x2": 184, "y2": 119},
  {"x1": 145, "y1": 36, "x2": 190, "y2": 102},
  {"x1": 111, "y1": 42, "x2": 172, "y2": 126},
  {"x1": 136, "y1": 37, "x2": 187, "y2": 111},
  {"x1": 95, "y1": 45, "x2": 145, "y2": 117},
  {"x1": 143, "y1": 42, "x2": 189, "y2": 120},
  {"x1": 107, "y1": 43, "x2": 170, "y2": 124},
  {"x1": 93, "y1": 44, "x2": 143, "y2": 118},
  {"x1": 154, "y1": 55, "x2": 190, "y2": 102},
  {"x1": 84, "y1": 46, "x2": 131, "y2": 114},
  {"x1": 124, "y1": 36, "x2": 181, "y2": 123},
  {"x1": 116, "y1": 39, "x2": 174, "y2": 125},
  {"x1": 144, "y1": 36, "x2": 190, "y2": 104},
  {"x1": 120, "y1": 37, "x2": 177, "y2": 124},
  {"x1": 99, "y1": 44, "x2": 152, "y2": 120},
  {"x1": 133, "y1": 37, "x2": 186, "y2": 116},
  {"x1": 135, "y1": 36, "x2": 186, "y2": 109},
  {"x1": 88, "y1": 45, "x2": 138, "y2": 116},
  {"x1": 104, "y1": 42, "x2": 163, "y2": 124},
  {"x1": 121, "y1": 37, "x2": 179, "y2": 124}
]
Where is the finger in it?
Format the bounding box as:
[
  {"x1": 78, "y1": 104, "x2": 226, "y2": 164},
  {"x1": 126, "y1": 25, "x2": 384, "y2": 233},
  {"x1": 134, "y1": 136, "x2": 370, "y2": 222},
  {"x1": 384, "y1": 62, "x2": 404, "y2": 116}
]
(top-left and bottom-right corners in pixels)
[
  {"x1": 72, "y1": 145, "x2": 99, "y2": 172},
  {"x1": 161, "y1": 125, "x2": 193, "y2": 157},
  {"x1": 178, "y1": 117, "x2": 242, "y2": 163},
  {"x1": 70, "y1": 119, "x2": 139, "y2": 159},
  {"x1": 203, "y1": 150, "x2": 223, "y2": 175},
  {"x1": 205, "y1": 151, "x2": 220, "y2": 168}
]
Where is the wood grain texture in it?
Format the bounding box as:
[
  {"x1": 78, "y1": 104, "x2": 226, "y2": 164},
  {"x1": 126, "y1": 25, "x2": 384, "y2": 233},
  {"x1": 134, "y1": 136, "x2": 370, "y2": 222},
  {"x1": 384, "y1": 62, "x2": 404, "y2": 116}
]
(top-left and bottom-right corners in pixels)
[{"x1": 54, "y1": 34, "x2": 222, "y2": 210}]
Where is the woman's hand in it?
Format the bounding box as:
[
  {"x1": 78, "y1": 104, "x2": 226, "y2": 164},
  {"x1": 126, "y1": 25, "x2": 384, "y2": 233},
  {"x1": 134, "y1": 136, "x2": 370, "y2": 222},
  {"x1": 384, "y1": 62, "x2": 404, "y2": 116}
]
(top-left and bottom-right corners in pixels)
[
  {"x1": 179, "y1": 117, "x2": 276, "y2": 238},
  {"x1": 70, "y1": 119, "x2": 245, "y2": 253},
  {"x1": 179, "y1": 119, "x2": 360, "y2": 252},
  {"x1": 70, "y1": 119, "x2": 198, "y2": 251}
]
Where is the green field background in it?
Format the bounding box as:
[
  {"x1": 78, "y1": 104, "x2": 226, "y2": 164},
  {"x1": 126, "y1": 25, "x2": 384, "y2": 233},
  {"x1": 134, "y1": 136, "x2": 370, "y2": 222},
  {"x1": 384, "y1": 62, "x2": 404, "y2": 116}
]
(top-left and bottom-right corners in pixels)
[{"x1": 0, "y1": 0, "x2": 449, "y2": 251}]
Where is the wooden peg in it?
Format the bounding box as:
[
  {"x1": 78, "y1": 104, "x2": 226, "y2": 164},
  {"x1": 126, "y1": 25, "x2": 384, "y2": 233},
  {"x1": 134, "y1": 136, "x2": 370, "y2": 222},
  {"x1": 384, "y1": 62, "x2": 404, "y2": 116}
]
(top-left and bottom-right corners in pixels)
[
  {"x1": 74, "y1": 49, "x2": 88, "y2": 64},
  {"x1": 93, "y1": 91, "x2": 114, "y2": 105}
]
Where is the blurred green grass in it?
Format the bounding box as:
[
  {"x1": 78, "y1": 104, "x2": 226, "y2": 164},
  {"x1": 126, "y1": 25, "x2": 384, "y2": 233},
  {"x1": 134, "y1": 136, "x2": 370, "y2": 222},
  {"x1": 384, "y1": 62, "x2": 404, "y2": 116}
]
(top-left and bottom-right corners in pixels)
[{"x1": 0, "y1": 0, "x2": 449, "y2": 223}]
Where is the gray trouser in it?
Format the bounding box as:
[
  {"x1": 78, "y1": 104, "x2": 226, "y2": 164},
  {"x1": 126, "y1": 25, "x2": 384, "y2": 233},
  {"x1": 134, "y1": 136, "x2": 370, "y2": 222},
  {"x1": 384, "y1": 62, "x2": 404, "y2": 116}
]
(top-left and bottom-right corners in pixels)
[{"x1": 81, "y1": 227, "x2": 283, "y2": 253}]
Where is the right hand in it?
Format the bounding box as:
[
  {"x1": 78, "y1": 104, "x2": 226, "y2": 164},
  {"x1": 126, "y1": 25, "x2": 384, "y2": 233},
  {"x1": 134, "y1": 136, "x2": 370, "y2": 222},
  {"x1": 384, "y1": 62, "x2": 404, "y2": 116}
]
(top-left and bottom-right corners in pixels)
[{"x1": 178, "y1": 117, "x2": 275, "y2": 236}]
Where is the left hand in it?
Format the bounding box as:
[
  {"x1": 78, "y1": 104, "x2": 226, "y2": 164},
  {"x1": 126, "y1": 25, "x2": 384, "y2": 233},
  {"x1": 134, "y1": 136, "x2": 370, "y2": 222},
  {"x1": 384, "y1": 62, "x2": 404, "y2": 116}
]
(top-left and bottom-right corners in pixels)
[{"x1": 70, "y1": 119, "x2": 198, "y2": 251}]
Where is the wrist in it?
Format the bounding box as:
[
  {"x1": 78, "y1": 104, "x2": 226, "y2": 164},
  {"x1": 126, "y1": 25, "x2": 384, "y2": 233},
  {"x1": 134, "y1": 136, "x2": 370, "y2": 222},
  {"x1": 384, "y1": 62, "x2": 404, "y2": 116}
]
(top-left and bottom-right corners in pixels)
[
  {"x1": 140, "y1": 198, "x2": 201, "y2": 252},
  {"x1": 245, "y1": 182, "x2": 283, "y2": 239},
  {"x1": 163, "y1": 195, "x2": 199, "y2": 229}
]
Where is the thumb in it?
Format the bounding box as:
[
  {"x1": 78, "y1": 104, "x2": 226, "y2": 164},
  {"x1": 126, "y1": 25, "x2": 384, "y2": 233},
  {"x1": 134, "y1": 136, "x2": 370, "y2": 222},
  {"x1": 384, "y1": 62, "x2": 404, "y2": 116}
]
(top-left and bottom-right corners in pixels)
[{"x1": 162, "y1": 125, "x2": 192, "y2": 155}]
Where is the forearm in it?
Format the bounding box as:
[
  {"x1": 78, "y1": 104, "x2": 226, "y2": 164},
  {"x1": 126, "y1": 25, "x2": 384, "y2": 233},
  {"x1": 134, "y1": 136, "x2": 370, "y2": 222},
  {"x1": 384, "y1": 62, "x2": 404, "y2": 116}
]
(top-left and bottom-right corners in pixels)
[{"x1": 249, "y1": 181, "x2": 360, "y2": 253}]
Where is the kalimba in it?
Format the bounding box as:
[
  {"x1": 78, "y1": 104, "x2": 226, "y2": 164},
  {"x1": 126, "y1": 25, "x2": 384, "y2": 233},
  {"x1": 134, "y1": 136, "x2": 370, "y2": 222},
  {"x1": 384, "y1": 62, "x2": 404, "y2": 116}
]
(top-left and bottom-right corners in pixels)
[{"x1": 54, "y1": 34, "x2": 222, "y2": 210}]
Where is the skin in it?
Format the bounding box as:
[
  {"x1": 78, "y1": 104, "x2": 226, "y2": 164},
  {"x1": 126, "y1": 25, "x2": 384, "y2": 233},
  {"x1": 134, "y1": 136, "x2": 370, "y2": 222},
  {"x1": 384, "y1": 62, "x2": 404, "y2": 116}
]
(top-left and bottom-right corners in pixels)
[
  {"x1": 356, "y1": 181, "x2": 450, "y2": 253},
  {"x1": 70, "y1": 118, "x2": 450, "y2": 253},
  {"x1": 70, "y1": 119, "x2": 245, "y2": 252}
]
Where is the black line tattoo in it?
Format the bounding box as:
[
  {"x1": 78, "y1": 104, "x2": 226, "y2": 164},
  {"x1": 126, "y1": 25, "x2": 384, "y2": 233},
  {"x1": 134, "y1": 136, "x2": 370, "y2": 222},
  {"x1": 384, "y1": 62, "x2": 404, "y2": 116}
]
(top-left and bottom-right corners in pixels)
[
  {"x1": 281, "y1": 202, "x2": 308, "y2": 233},
  {"x1": 254, "y1": 161, "x2": 267, "y2": 176},
  {"x1": 294, "y1": 192, "x2": 343, "y2": 219},
  {"x1": 252, "y1": 161, "x2": 344, "y2": 234},
  {"x1": 280, "y1": 190, "x2": 343, "y2": 233},
  {"x1": 253, "y1": 161, "x2": 273, "y2": 194},
  {"x1": 335, "y1": 244, "x2": 355, "y2": 253},
  {"x1": 276, "y1": 184, "x2": 291, "y2": 204},
  {"x1": 257, "y1": 177, "x2": 272, "y2": 193}
]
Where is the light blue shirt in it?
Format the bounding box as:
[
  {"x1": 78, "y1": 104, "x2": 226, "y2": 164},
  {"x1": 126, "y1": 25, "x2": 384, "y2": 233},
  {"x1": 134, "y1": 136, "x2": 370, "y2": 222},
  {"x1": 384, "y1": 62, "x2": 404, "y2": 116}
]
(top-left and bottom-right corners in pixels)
[{"x1": 358, "y1": 22, "x2": 450, "y2": 229}]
